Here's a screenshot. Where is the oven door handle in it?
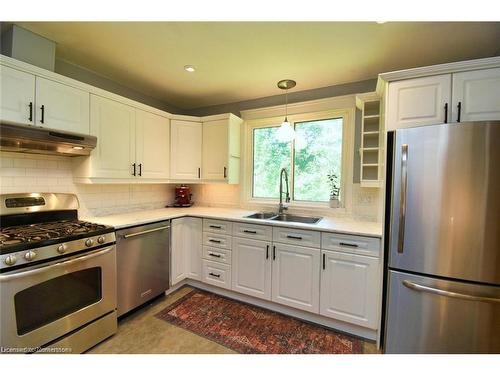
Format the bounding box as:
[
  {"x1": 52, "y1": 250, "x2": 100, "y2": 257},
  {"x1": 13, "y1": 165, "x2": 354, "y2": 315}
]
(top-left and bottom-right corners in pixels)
[{"x1": 0, "y1": 246, "x2": 113, "y2": 281}]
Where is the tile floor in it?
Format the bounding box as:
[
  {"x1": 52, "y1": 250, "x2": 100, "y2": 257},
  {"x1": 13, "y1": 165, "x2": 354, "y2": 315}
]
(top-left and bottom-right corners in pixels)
[{"x1": 89, "y1": 286, "x2": 378, "y2": 354}]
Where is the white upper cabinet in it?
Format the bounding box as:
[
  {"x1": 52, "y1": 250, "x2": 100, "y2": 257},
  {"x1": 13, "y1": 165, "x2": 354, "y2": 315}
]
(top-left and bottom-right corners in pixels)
[
  {"x1": 232, "y1": 237, "x2": 272, "y2": 300},
  {"x1": 170, "y1": 120, "x2": 202, "y2": 181},
  {"x1": 35, "y1": 77, "x2": 89, "y2": 134},
  {"x1": 74, "y1": 96, "x2": 171, "y2": 182},
  {"x1": 271, "y1": 243, "x2": 320, "y2": 313},
  {"x1": 0, "y1": 65, "x2": 35, "y2": 125},
  {"x1": 320, "y1": 250, "x2": 380, "y2": 329},
  {"x1": 135, "y1": 109, "x2": 170, "y2": 179},
  {"x1": 387, "y1": 74, "x2": 452, "y2": 130},
  {"x1": 452, "y1": 68, "x2": 500, "y2": 122},
  {"x1": 87, "y1": 95, "x2": 136, "y2": 178},
  {"x1": 202, "y1": 115, "x2": 242, "y2": 183}
]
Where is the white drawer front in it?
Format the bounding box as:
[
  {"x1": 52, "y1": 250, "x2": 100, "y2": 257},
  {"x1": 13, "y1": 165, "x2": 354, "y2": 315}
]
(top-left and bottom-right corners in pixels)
[
  {"x1": 273, "y1": 227, "x2": 321, "y2": 248},
  {"x1": 321, "y1": 232, "x2": 381, "y2": 257},
  {"x1": 203, "y1": 219, "x2": 232, "y2": 234},
  {"x1": 232, "y1": 222, "x2": 272, "y2": 241},
  {"x1": 202, "y1": 246, "x2": 232, "y2": 265},
  {"x1": 202, "y1": 259, "x2": 231, "y2": 290},
  {"x1": 202, "y1": 232, "x2": 232, "y2": 250}
]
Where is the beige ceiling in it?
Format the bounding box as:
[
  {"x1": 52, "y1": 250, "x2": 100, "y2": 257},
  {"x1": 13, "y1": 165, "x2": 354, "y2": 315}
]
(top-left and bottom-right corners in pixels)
[{"x1": 15, "y1": 22, "x2": 500, "y2": 109}]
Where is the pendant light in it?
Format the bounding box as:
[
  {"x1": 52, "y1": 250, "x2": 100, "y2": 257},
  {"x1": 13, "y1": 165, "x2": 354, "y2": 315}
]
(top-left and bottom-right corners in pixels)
[{"x1": 276, "y1": 79, "x2": 296, "y2": 142}]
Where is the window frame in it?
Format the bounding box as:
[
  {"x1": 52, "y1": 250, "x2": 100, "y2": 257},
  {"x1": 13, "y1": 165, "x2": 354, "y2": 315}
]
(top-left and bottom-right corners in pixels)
[{"x1": 243, "y1": 107, "x2": 355, "y2": 213}]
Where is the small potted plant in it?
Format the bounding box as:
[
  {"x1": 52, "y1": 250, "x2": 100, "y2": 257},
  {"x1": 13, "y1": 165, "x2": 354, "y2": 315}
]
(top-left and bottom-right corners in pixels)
[{"x1": 327, "y1": 173, "x2": 340, "y2": 208}]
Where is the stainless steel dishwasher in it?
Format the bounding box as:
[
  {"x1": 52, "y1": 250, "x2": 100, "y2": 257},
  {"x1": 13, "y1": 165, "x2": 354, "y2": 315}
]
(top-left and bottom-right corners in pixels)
[{"x1": 116, "y1": 220, "x2": 170, "y2": 317}]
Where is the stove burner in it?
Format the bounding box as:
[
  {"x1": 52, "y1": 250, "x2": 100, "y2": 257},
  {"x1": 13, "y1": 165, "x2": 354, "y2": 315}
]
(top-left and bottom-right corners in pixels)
[{"x1": 0, "y1": 220, "x2": 109, "y2": 249}]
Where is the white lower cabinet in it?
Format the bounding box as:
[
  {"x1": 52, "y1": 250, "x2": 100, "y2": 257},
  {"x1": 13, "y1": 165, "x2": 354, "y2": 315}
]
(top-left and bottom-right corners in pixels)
[
  {"x1": 232, "y1": 237, "x2": 272, "y2": 300},
  {"x1": 320, "y1": 250, "x2": 380, "y2": 329},
  {"x1": 271, "y1": 243, "x2": 320, "y2": 313},
  {"x1": 171, "y1": 217, "x2": 202, "y2": 285}
]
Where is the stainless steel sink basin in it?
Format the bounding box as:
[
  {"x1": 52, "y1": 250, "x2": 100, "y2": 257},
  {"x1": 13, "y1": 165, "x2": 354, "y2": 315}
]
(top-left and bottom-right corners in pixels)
[
  {"x1": 245, "y1": 212, "x2": 279, "y2": 220},
  {"x1": 270, "y1": 214, "x2": 322, "y2": 224}
]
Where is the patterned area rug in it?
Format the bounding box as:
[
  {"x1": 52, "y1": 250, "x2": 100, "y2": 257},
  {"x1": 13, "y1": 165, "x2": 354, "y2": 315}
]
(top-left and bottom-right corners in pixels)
[{"x1": 155, "y1": 289, "x2": 364, "y2": 354}]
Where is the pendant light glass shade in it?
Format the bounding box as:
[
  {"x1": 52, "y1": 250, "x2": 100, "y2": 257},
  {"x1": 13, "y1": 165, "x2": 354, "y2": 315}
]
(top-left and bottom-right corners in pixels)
[
  {"x1": 276, "y1": 117, "x2": 295, "y2": 142},
  {"x1": 276, "y1": 79, "x2": 296, "y2": 143}
]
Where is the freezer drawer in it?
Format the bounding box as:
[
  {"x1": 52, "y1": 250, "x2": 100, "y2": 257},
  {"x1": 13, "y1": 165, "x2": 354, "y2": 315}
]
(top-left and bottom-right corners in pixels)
[
  {"x1": 385, "y1": 270, "x2": 500, "y2": 353},
  {"x1": 116, "y1": 221, "x2": 170, "y2": 316}
]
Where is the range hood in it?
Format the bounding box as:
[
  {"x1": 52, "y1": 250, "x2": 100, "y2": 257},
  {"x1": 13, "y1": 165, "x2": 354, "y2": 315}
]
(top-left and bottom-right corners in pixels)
[{"x1": 0, "y1": 123, "x2": 97, "y2": 156}]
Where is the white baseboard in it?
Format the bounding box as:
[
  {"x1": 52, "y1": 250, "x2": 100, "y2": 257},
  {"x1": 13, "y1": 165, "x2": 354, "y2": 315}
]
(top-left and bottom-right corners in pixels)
[{"x1": 183, "y1": 279, "x2": 377, "y2": 341}]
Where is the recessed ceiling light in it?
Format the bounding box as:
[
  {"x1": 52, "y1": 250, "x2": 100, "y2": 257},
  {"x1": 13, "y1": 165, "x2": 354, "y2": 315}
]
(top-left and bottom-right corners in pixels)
[
  {"x1": 376, "y1": 21, "x2": 387, "y2": 24},
  {"x1": 184, "y1": 65, "x2": 195, "y2": 72}
]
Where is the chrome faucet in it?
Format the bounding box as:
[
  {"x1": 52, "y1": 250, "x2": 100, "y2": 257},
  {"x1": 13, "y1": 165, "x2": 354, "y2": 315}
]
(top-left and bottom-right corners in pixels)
[{"x1": 278, "y1": 168, "x2": 290, "y2": 214}]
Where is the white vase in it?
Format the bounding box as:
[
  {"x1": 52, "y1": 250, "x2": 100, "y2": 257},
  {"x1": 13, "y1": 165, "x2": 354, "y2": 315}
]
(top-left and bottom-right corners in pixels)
[{"x1": 329, "y1": 196, "x2": 340, "y2": 208}]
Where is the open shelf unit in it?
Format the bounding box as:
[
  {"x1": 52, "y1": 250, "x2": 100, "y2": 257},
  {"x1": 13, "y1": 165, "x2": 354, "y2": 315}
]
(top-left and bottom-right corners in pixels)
[{"x1": 356, "y1": 93, "x2": 383, "y2": 188}]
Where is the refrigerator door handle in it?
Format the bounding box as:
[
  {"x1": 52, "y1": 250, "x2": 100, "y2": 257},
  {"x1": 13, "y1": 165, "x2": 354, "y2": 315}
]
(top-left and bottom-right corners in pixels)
[
  {"x1": 398, "y1": 144, "x2": 408, "y2": 253},
  {"x1": 402, "y1": 280, "x2": 500, "y2": 304}
]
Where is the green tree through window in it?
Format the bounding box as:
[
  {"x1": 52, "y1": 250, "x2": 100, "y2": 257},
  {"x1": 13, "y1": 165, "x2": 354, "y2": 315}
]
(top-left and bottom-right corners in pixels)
[{"x1": 252, "y1": 117, "x2": 343, "y2": 202}]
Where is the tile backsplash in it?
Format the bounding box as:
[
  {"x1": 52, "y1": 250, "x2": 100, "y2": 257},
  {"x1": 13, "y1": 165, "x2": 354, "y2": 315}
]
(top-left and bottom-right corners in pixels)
[
  {"x1": 0, "y1": 152, "x2": 175, "y2": 218},
  {"x1": 1, "y1": 152, "x2": 381, "y2": 221}
]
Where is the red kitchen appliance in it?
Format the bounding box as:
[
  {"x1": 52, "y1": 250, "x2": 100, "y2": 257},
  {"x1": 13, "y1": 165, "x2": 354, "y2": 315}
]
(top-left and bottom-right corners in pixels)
[{"x1": 173, "y1": 185, "x2": 193, "y2": 207}]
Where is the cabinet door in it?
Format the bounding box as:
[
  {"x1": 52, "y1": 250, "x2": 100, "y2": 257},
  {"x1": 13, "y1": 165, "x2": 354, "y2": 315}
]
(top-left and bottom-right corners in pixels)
[
  {"x1": 135, "y1": 110, "x2": 170, "y2": 179},
  {"x1": 170, "y1": 120, "x2": 202, "y2": 180},
  {"x1": 452, "y1": 68, "x2": 500, "y2": 122},
  {"x1": 185, "y1": 217, "x2": 202, "y2": 281},
  {"x1": 90, "y1": 95, "x2": 136, "y2": 178},
  {"x1": 35, "y1": 77, "x2": 90, "y2": 133},
  {"x1": 0, "y1": 66, "x2": 35, "y2": 125},
  {"x1": 202, "y1": 119, "x2": 228, "y2": 180},
  {"x1": 271, "y1": 243, "x2": 320, "y2": 313},
  {"x1": 320, "y1": 250, "x2": 380, "y2": 329},
  {"x1": 171, "y1": 218, "x2": 187, "y2": 285},
  {"x1": 387, "y1": 74, "x2": 451, "y2": 130},
  {"x1": 232, "y1": 237, "x2": 272, "y2": 300}
]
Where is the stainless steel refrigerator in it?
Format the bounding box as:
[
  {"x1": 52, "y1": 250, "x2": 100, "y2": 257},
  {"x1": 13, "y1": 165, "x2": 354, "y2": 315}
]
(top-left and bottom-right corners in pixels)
[{"x1": 384, "y1": 121, "x2": 500, "y2": 354}]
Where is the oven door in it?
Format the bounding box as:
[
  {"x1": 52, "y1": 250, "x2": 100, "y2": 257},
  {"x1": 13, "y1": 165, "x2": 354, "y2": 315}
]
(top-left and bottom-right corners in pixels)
[{"x1": 0, "y1": 246, "x2": 116, "y2": 350}]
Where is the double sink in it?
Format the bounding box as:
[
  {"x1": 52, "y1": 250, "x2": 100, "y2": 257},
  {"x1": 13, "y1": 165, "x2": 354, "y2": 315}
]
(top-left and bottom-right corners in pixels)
[{"x1": 245, "y1": 212, "x2": 322, "y2": 224}]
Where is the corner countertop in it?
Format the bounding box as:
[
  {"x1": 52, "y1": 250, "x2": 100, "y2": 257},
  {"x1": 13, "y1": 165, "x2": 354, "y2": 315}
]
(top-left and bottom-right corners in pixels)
[{"x1": 84, "y1": 206, "x2": 382, "y2": 238}]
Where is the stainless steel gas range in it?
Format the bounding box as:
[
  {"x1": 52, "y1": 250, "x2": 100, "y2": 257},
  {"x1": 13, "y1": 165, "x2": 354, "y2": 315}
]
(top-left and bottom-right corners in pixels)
[{"x1": 0, "y1": 193, "x2": 117, "y2": 354}]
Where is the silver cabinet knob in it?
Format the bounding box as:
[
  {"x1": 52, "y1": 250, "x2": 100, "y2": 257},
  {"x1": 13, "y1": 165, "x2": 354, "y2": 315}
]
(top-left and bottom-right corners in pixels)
[
  {"x1": 24, "y1": 250, "x2": 37, "y2": 261},
  {"x1": 85, "y1": 239, "x2": 94, "y2": 247},
  {"x1": 57, "y1": 244, "x2": 67, "y2": 254},
  {"x1": 97, "y1": 236, "x2": 105, "y2": 244},
  {"x1": 4, "y1": 255, "x2": 17, "y2": 266}
]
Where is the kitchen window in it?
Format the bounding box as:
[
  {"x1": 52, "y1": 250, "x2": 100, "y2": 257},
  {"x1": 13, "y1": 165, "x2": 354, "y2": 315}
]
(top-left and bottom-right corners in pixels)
[{"x1": 251, "y1": 116, "x2": 344, "y2": 203}]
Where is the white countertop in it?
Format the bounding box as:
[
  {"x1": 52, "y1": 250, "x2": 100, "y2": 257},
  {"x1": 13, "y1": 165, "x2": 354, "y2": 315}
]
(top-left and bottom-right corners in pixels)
[{"x1": 85, "y1": 206, "x2": 382, "y2": 238}]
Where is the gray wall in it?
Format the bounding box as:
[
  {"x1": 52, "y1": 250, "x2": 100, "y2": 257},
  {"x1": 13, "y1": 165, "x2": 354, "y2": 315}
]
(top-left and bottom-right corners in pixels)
[
  {"x1": 186, "y1": 79, "x2": 377, "y2": 117},
  {"x1": 54, "y1": 59, "x2": 182, "y2": 114}
]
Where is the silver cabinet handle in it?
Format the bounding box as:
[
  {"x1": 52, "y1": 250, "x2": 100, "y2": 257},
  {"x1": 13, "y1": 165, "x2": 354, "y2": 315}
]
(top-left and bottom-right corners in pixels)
[
  {"x1": 123, "y1": 225, "x2": 170, "y2": 239},
  {"x1": 0, "y1": 246, "x2": 114, "y2": 281},
  {"x1": 398, "y1": 144, "x2": 408, "y2": 253},
  {"x1": 403, "y1": 280, "x2": 500, "y2": 304}
]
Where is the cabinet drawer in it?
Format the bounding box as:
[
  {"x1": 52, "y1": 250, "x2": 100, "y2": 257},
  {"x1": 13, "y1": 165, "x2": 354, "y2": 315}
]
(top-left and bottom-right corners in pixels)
[
  {"x1": 202, "y1": 232, "x2": 232, "y2": 250},
  {"x1": 232, "y1": 222, "x2": 272, "y2": 241},
  {"x1": 203, "y1": 219, "x2": 232, "y2": 234},
  {"x1": 202, "y1": 259, "x2": 231, "y2": 290},
  {"x1": 321, "y1": 232, "x2": 381, "y2": 257},
  {"x1": 273, "y1": 227, "x2": 321, "y2": 248},
  {"x1": 202, "y1": 246, "x2": 232, "y2": 265}
]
